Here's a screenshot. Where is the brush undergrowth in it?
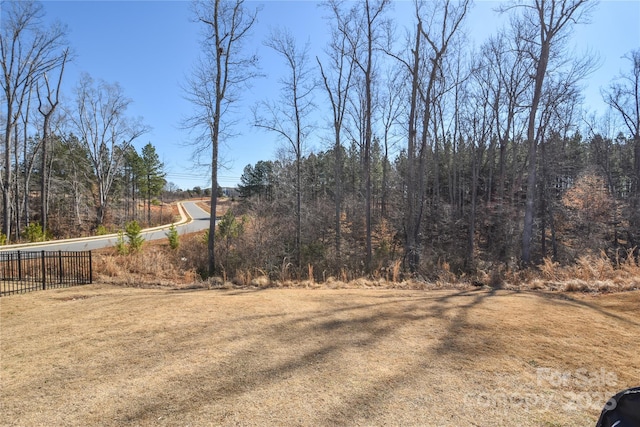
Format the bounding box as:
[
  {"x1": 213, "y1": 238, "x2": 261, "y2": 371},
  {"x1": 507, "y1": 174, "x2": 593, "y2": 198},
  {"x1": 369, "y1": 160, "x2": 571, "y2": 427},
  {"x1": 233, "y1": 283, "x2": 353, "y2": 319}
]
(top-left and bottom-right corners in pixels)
[{"x1": 93, "y1": 233, "x2": 639, "y2": 293}]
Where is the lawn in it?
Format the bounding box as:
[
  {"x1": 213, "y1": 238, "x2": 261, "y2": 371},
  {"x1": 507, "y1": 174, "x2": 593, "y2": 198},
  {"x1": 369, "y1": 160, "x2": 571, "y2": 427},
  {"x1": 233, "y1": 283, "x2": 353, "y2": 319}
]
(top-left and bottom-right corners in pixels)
[{"x1": 1, "y1": 284, "x2": 638, "y2": 426}]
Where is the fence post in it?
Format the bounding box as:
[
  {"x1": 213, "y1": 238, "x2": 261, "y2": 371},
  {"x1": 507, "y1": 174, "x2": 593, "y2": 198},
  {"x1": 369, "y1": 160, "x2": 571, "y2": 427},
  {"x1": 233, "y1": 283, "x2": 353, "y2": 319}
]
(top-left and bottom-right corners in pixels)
[
  {"x1": 58, "y1": 250, "x2": 63, "y2": 284},
  {"x1": 17, "y1": 251, "x2": 22, "y2": 282},
  {"x1": 41, "y1": 250, "x2": 46, "y2": 290},
  {"x1": 89, "y1": 251, "x2": 93, "y2": 284}
]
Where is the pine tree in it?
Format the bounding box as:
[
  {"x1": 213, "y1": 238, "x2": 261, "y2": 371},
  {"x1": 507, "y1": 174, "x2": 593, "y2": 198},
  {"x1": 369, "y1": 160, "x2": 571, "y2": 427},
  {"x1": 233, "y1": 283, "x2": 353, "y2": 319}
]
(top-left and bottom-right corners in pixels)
[{"x1": 140, "y1": 143, "x2": 166, "y2": 225}]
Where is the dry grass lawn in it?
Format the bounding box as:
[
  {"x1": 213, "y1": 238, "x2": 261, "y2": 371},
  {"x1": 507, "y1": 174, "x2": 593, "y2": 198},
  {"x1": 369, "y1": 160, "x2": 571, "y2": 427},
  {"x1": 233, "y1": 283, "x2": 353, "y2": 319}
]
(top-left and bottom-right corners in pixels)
[{"x1": 1, "y1": 285, "x2": 639, "y2": 426}]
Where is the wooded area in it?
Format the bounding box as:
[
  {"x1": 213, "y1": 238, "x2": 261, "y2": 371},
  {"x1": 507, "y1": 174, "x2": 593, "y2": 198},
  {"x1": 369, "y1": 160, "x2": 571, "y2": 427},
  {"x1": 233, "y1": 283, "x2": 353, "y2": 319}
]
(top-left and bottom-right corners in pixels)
[
  {"x1": 2, "y1": 0, "x2": 639, "y2": 281},
  {"x1": 234, "y1": 0, "x2": 639, "y2": 280},
  {"x1": 1, "y1": 1, "x2": 167, "y2": 241}
]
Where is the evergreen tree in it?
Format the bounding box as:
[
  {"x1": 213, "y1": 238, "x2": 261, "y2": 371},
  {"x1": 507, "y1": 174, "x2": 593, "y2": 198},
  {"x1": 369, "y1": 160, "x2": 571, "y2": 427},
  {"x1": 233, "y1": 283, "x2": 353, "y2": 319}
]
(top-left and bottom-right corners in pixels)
[
  {"x1": 140, "y1": 143, "x2": 166, "y2": 224},
  {"x1": 238, "y1": 161, "x2": 274, "y2": 200}
]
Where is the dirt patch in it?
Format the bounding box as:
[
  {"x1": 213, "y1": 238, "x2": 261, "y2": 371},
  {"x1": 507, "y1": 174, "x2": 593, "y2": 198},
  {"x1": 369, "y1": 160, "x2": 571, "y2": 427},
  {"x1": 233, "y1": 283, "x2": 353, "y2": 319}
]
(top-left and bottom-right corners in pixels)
[{"x1": 1, "y1": 285, "x2": 638, "y2": 426}]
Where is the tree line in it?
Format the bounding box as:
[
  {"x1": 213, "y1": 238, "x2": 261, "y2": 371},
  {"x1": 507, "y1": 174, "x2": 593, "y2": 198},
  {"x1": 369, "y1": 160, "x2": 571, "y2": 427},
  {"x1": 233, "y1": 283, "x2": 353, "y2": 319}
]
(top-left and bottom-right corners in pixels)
[
  {"x1": 191, "y1": 0, "x2": 639, "y2": 278},
  {"x1": 3, "y1": 0, "x2": 638, "y2": 281},
  {"x1": 1, "y1": 1, "x2": 166, "y2": 242}
]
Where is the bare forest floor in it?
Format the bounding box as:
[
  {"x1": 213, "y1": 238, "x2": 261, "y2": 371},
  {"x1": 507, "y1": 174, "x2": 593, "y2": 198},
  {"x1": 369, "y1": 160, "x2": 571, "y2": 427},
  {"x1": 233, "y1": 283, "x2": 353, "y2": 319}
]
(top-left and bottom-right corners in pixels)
[{"x1": 2, "y1": 284, "x2": 639, "y2": 426}]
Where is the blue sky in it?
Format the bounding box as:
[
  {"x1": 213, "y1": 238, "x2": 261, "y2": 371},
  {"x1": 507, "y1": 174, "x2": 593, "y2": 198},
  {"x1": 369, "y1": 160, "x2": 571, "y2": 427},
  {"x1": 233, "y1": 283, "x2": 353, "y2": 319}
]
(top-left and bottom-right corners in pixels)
[{"x1": 40, "y1": 0, "x2": 640, "y2": 191}]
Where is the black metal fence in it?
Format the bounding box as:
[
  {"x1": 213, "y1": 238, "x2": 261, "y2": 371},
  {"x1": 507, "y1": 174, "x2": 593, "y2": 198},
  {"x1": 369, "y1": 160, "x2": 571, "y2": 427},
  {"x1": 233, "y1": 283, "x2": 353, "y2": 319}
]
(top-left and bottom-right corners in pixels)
[{"x1": 0, "y1": 251, "x2": 92, "y2": 297}]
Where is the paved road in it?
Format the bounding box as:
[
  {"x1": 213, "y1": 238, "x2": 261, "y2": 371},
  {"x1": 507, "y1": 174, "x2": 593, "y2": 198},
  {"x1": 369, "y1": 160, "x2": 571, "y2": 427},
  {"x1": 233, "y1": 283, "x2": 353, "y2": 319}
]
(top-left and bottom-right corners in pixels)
[{"x1": 0, "y1": 201, "x2": 211, "y2": 253}]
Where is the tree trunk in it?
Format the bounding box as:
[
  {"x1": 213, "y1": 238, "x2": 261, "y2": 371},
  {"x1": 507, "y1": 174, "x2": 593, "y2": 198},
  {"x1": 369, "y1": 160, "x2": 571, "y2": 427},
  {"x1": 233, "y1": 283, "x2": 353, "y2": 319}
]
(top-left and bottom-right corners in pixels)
[
  {"x1": 147, "y1": 173, "x2": 151, "y2": 225},
  {"x1": 521, "y1": 41, "x2": 550, "y2": 265},
  {"x1": 40, "y1": 116, "x2": 50, "y2": 232},
  {"x1": 468, "y1": 146, "x2": 480, "y2": 269},
  {"x1": 364, "y1": 18, "x2": 373, "y2": 272},
  {"x1": 334, "y1": 136, "x2": 343, "y2": 265},
  {"x1": 405, "y1": 20, "x2": 421, "y2": 272},
  {"x1": 3, "y1": 102, "x2": 13, "y2": 240},
  {"x1": 208, "y1": 138, "x2": 218, "y2": 276},
  {"x1": 296, "y1": 148, "x2": 301, "y2": 268}
]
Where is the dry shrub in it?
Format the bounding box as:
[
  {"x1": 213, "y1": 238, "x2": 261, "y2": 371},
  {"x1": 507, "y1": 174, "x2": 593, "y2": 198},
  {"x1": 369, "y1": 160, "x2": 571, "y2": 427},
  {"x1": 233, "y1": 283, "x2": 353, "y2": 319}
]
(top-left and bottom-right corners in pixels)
[
  {"x1": 279, "y1": 257, "x2": 294, "y2": 282},
  {"x1": 324, "y1": 276, "x2": 347, "y2": 289},
  {"x1": 94, "y1": 253, "x2": 122, "y2": 278},
  {"x1": 545, "y1": 250, "x2": 637, "y2": 290},
  {"x1": 300, "y1": 279, "x2": 323, "y2": 289},
  {"x1": 234, "y1": 269, "x2": 272, "y2": 287},
  {"x1": 617, "y1": 248, "x2": 640, "y2": 275},
  {"x1": 177, "y1": 234, "x2": 209, "y2": 275},
  {"x1": 594, "y1": 280, "x2": 613, "y2": 293},
  {"x1": 498, "y1": 268, "x2": 537, "y2": 290},
  {"x1": 489, "y1": 267, "x2": 507, "y2": 288},
  {"x1": 391, "y1": 259, "x2": 402, "y2": 282},
  {"x1": 529, "y1": 279, "x2": 545, "y2": 291},
  {"x1": 472, "y1": 268, "x2": 490, "y2": 286},
  {"x1": 506, "y1": 250, "x2": 639, "y2": 293},
  {"x1": 93, "y1": 235, "x2": 208, "y2": 288},
  {"x1": 277, "y1": 280, "x2": 299, "y2": 288},
  {"x1": 472, "y1": 261, "x2": 511, "y2": 289},
  {"x1": 372, "y1": 259, "x2": 404, "y2": 283},
  {"x1": 307, "y1": 264, "x2": 314, "y2": 283},
  {"x1": 181, "y1": 269, "x2": 199, "y2": 284},
  {"x1": 435, "y1": 260, "x2": 457, "y2": 284},
  {"x1": 233, "y1": 269, "x2": 251, "y2": 286},
  {"x1": 572, "y1": 253, "x2": 614, "y2": 281},
  {"x1": 250, "y1": 275, "x2": 271, "y2": 288},
  {"x1": 563, "y1": 279, "x2": 590, "y2": 292},
  {"x1": 540, "y1": 257, "x2": 560, "y2": 281},
  {"x1": 349, "y1": 278, "x2": 375, "y2": 289}
]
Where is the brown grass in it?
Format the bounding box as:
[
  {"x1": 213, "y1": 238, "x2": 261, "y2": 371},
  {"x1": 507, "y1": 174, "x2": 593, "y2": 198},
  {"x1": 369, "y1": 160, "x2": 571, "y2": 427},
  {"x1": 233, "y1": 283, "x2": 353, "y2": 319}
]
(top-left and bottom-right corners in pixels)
[{"x1": 2, "y1": 285, "x2": 639, "y2": 426}]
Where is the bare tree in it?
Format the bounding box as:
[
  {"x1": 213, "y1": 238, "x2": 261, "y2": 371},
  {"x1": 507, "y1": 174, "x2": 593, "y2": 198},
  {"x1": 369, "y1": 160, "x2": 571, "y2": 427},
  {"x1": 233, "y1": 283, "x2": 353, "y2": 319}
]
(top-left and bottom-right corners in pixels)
[
  {"x1": 37, "y1": 49, "x2": 69, "y2": 232},
  {"x1": 184, "y1": 0, "x2": 259, "y2": 276},
  {"x1": 254, "y1": 28, "x2": 315, "y2": 268},
  {"x1": 17, "y1": 84, "x2": 35, "y2": 237},
  {"x1": 378, "y1": 64, "x2": 405, "y2": 220},
  {"x1": 483, "y1": 31, "x2": 530, "y2": 203},
  {"x1": 318, "y1": 0, "x2": 357, "y2": 266},
  {"x1": 508, "y1": 0, "x2": 595, "y2": 265},
  {"x1": 1, "y1": 0, "x2": 68, "y2": 240},
  {"x1": 395, "y1": 10, "x2": 422, "y2": 273},
  {"x1": 456, "y1": 46, "x2": 494, "y2": 269},
  {"x1": 538, "y1": 80, "x2": 583, "y2": 260},
  {"x1": 339, "y1": 0, "x2": 390, "y2": 271},
  {"x1": 388, "y1": 0, "x2": 469, "y2": 272},
  {"x1": 602, "y1": 49, "x2": 640, "y2": 233},
  {"x1": 70, "y1": 73, "x2": 149, "y2": 226}
]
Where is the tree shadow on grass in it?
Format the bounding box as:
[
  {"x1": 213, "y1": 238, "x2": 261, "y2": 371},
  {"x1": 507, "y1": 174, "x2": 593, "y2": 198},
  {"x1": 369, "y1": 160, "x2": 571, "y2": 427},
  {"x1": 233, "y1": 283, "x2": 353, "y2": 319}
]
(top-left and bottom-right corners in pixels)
[
  {"x1": 14, "y1": 287, "x2": 635, "y2": 425},
  {"x1": 95, "y1": 288, "x2": 513, "y2": 425},
  {"x1": 429, "y1": 289, "x2": 504, "y2": 358},
  {"x1": 534, "y1": 290, "x2": 640, "y2": 327}
]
